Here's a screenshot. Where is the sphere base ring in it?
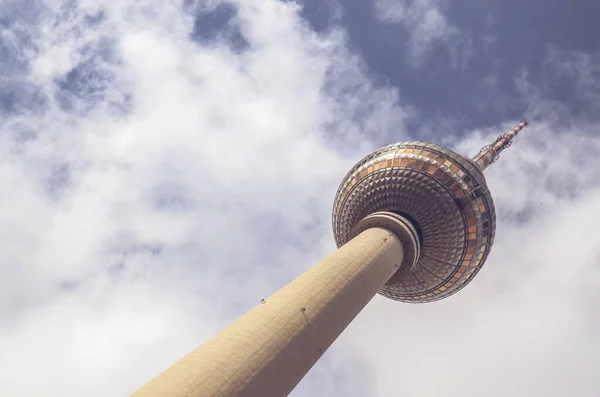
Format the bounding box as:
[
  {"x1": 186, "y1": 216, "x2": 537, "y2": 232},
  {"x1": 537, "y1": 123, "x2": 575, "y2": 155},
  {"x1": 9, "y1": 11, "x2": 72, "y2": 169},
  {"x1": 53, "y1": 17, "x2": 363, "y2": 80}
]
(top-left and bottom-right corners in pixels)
[{"x1": 348, "y1": 211, "x2": 421, "y2": 282}]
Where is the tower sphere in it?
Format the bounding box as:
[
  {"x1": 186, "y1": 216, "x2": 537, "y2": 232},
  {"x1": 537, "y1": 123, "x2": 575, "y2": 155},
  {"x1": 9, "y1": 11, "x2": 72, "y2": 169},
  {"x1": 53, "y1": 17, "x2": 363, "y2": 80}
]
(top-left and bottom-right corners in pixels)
[{"x1": 332, "y1": 142, "x2": 496, "y2": 303}]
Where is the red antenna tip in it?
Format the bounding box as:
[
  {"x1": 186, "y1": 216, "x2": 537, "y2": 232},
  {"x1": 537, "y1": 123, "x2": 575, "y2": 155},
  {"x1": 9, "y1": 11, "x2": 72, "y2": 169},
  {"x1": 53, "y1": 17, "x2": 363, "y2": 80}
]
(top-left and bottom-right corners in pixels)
[{"x1": 472, "y1": 118, "x2": 529, "y2": 170}]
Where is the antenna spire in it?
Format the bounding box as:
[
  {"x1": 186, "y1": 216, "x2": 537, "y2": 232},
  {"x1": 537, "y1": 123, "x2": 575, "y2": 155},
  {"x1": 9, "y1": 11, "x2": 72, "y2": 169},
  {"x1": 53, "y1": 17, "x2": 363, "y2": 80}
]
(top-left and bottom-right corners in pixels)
[{"x1": 472, "y1": 119, "x2": 529, "y2": 171}]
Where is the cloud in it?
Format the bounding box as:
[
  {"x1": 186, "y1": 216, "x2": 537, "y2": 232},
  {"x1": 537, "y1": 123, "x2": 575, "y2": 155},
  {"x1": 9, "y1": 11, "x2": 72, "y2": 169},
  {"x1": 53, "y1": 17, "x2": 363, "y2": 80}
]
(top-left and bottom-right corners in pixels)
[
  {"x1": 0, "y1": 0, "x2": 409, "y2": 395},
  {"x1": 516, "y1": 45, "x2": 600, "y2": 124},
  {"x1": 372, "y1": 0, "x2": 472, "y2": 67}
]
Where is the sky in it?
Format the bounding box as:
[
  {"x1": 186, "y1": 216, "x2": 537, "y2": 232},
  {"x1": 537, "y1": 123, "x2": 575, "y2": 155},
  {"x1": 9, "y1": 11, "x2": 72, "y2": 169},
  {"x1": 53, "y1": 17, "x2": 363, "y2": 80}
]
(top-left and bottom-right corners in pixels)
[{"x1": 1, "y1": 0, "x2": 600, "y2": 396}]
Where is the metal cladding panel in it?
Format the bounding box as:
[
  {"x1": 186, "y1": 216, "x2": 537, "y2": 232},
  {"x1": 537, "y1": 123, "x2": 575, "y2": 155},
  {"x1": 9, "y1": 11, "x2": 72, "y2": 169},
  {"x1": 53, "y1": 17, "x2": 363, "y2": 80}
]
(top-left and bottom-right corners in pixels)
[{"x1": 332, "y1": 142, "x2": 497, "y2": 303}]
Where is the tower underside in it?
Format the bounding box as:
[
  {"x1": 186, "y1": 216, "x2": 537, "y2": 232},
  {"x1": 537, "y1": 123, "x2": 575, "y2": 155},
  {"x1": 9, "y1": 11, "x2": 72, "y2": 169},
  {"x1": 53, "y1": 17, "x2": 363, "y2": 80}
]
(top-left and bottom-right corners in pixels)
[{"x1": 333, "y1": 142, "x2": 496, "y2": 302}]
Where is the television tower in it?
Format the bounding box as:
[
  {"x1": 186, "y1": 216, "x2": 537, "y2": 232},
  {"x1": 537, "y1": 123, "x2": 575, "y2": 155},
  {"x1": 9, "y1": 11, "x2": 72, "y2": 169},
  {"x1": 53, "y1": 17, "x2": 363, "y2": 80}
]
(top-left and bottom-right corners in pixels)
[{"x1": 132, "y1": 120, "x2": 529, "y2": 397}]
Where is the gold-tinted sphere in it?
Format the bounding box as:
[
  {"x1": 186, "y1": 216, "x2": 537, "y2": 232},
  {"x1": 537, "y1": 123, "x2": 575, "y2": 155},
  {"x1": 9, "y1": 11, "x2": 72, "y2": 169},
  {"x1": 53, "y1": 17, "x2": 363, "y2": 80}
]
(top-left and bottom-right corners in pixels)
[{"x1": 332, "y1": 142, "x2": 496, "y2": 303}]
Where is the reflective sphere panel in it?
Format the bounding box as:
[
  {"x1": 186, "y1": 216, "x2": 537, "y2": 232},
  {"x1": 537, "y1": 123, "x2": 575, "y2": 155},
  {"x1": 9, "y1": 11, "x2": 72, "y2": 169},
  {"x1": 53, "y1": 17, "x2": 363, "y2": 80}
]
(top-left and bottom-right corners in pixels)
[{"x1": 332, "y1": 142, "x2": 496, "y2": 303}]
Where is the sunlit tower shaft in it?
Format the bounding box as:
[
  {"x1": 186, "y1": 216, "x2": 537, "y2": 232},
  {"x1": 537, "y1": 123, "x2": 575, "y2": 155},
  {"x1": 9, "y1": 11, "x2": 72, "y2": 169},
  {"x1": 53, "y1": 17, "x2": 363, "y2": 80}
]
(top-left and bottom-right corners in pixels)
[{"x1": 131, "y1": 120, "x2": 529, "y2": 397}]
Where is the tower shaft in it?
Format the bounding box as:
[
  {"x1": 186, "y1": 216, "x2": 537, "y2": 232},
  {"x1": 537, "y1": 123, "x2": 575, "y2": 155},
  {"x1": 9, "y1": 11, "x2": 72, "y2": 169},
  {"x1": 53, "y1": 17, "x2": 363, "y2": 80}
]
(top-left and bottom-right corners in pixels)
[{"x1": 131, "y1": 226, "x2": 404, "y2": 397}]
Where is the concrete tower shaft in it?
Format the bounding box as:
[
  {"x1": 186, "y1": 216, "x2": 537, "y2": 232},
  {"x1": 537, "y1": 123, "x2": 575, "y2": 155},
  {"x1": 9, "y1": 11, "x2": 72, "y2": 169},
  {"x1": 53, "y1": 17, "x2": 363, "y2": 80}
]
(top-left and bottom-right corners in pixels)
[{"x1": 132, "y1": 214, "x2": 419, "y2": 397}]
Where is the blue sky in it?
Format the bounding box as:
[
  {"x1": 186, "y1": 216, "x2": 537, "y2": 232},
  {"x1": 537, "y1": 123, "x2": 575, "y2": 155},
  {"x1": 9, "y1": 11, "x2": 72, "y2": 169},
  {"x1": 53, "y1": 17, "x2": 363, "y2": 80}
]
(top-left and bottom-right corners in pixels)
[
  {"x1": 1, "y1": 1, "x2": 600, "y2": 396},
  {"x1": 298, "y1": 0, "x2": 600, "y2": 133}
]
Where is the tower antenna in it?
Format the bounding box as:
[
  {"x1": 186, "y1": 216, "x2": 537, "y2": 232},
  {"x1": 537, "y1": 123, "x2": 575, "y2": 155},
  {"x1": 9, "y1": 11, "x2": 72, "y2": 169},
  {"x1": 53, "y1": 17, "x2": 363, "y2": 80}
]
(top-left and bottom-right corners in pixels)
[{"x1": 472, "y1": 119, "x2": 530, "y2": 170}]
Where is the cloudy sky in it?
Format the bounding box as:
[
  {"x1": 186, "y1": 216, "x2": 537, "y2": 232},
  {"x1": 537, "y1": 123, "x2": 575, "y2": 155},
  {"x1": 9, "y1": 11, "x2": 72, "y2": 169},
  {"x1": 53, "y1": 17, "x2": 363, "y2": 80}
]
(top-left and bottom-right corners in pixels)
[{"x1": 1, "y1": 0, "x2": 600, "y2": 396}]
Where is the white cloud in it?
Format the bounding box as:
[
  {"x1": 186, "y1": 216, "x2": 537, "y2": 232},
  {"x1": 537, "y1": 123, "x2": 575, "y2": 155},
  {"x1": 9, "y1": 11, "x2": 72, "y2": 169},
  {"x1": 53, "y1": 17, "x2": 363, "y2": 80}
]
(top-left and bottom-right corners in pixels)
[
  {"x1": 516, "y1": 45, "x2": 600, "y2": 123},
  {"x1": 0, "y1": 0, "x2": 408, "y2": 396},
  {"x1": 372, "y1": 0, "x2": 472, "y2": 67}
]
